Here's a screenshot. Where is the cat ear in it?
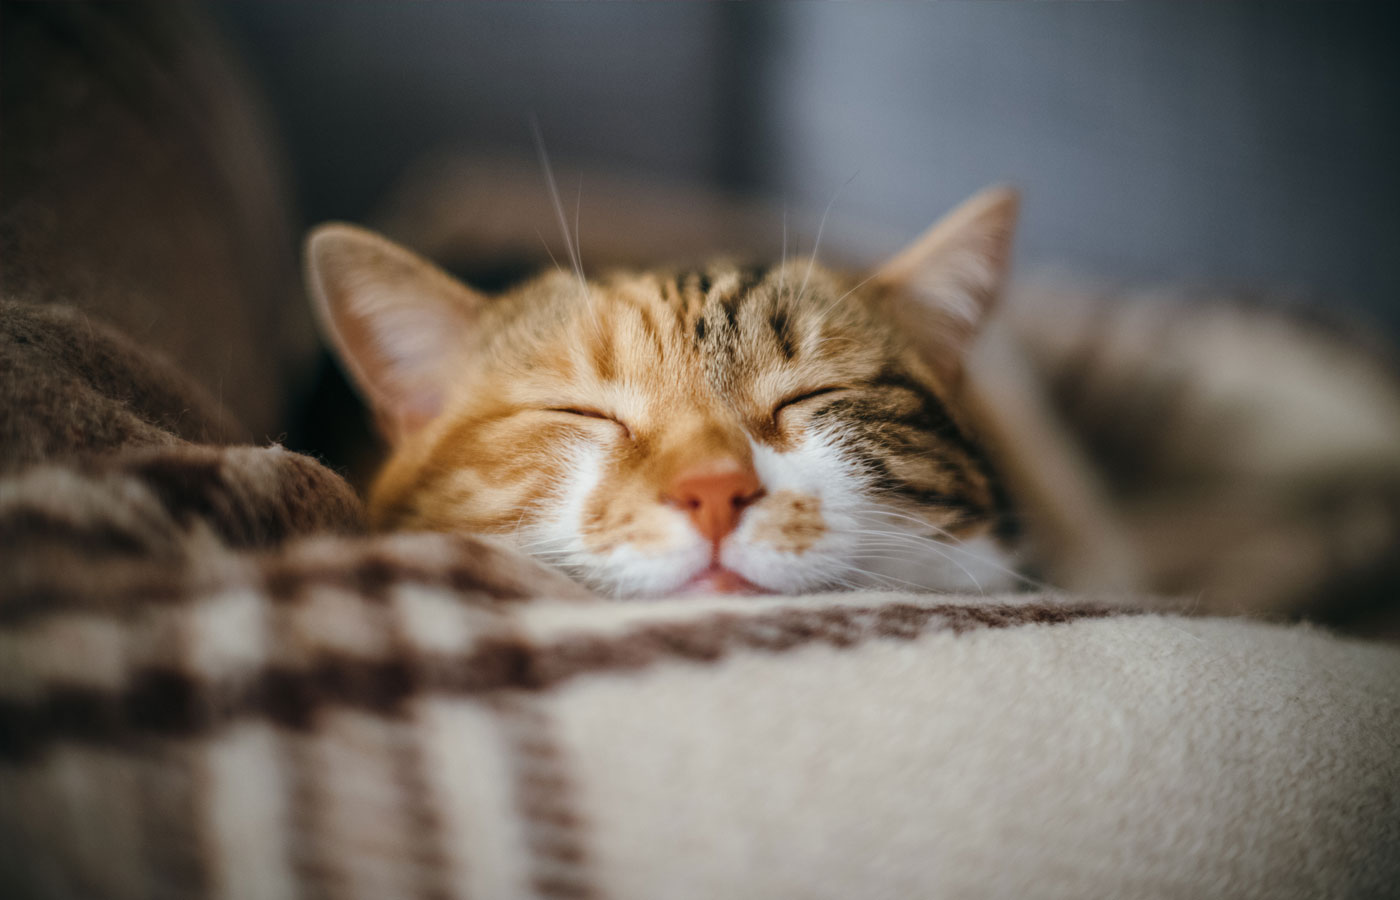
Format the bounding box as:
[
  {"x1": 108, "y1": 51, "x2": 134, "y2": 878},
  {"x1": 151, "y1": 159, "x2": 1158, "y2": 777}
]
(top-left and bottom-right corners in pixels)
[
  {"x1": 305, "y1": 223, "x2": 486, "y2": 442},
  {"x1": 874, "y1": 186, "x2": 1020, "y2": 381}
]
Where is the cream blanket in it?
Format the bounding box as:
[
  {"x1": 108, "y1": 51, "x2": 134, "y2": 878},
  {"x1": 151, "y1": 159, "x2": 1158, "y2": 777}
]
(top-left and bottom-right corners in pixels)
[
  {"x1": 4, "y1": 300, "x2": 1400, "y2": 899},
  {"x1": 5, "y1": 568, "x2": 1398, "y2": 899}
]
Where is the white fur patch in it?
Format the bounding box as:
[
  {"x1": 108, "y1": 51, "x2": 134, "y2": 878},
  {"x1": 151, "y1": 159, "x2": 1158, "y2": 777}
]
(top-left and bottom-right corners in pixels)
[
  {"x1": 513, "y1": 428, "x2": 1021, "y2": 599},
  {"x1": 723, "y1": 436, "x2": 869, "y2": 593},
  {"x1": 513, "y1": 441, "x2": 709, "y2": 598}
]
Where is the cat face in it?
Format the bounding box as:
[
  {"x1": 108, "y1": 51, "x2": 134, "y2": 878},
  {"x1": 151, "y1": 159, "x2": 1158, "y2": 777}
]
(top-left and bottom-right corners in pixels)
[{"x1": 307, "y1": 187, "x2": 1021, "y2": 597}]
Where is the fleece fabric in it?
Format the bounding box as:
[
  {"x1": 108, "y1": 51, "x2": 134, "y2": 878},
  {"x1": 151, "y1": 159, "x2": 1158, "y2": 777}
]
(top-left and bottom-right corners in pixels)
[
  {"x1": 4, "y1": 573, "x2": 1399, "y2": 900},
  {"x1": 2, "y1": 297, "x2": 1397, "y2": 900}
]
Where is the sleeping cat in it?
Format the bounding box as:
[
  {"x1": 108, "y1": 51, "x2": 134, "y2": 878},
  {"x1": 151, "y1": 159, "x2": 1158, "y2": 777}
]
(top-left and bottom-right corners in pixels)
[
  {"x1": 306, "y1": 188, "x2": 1024, "y2": 598},
  {"x1": 306, "y1": 185, "x2": 1400, "y2": 623}
]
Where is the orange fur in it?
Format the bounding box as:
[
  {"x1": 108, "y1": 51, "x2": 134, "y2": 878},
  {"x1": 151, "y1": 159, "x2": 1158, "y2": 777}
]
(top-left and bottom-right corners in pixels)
[{"x1": 306, "y1": 188, "x2": 1022, "y2": 597}]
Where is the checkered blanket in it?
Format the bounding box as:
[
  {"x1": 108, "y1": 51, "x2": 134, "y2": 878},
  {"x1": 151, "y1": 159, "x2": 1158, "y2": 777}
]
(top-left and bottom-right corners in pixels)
[{"x1": 4, "y1": 300, "x2": 1400, "y2": 899}]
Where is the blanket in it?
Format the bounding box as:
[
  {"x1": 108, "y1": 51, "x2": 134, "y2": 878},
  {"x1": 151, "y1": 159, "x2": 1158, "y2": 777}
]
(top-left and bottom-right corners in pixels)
[{"x1": 3, "y1": 299, "x2": 1399, "y2": 899}]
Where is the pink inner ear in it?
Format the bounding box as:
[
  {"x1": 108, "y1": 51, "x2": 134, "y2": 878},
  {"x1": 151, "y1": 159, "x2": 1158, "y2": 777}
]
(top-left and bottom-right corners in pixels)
[
  {"x1": 308, "y1": 223, "x2": 488, "y2": 444},
  {"x1": 872, "y1": 189, "x2": 1019, "y2": 382}
]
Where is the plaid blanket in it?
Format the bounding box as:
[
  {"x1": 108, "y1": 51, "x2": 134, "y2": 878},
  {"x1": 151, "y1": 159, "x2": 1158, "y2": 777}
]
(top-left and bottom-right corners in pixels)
[{"x1": 4, "y1": 299, "x2": 1400, "y2": 899}]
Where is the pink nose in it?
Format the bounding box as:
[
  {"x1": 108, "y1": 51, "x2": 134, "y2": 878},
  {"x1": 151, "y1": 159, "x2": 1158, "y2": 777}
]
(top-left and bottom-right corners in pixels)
[{"x1": 666, "y1": 466, "x2": 765, "y2": 541}]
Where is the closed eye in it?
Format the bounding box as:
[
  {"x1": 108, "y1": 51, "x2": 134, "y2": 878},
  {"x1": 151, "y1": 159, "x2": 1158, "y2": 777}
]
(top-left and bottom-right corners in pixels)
[
  {"x1": 546, "y1": 407, "x2": 633, "y2": 438},
  {"x1": 774, "y1": 387, "x2": 846, "y2": 416}
]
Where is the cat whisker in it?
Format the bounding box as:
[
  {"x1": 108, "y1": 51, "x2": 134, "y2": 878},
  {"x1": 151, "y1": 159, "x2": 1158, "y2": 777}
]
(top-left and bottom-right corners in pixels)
[
  {"x1": 849, "y1": 510, "x2": 1051, "y2": 591},
  {"x1": 516, "y1": 540, "x2": 578, "y2": 559},
  {"x1": 849, "y1": 553, "x2": 984, "y2": 592},
  {"x1": 842, "y1": 521, "x2": 997, "y2": 590},
  {"x1": 817, "y1": 271, "x2": 879, "y2": 321},
  {"x1": 534, "y1": 227, "x2": 567, "y2": 278},
  {"x1": 573, "y1": 177, "x2": 588, "y2": 292},
  {"x1": 803, "y1": 333, "x2": 868, "y2": 354},
  {"x1": 778, "y1": 206, "x2": 788, "y2": 301},
  {"x1": 517, "y1": 536, "x2": 573, "y2": 550},
  {"x1": 521, "y1": 535, "x2": 572, "y2": 546},
  {"x1": 798, "y1": 171, "x2": 858, "y2": 303},
  {"x1": 859, "y1": 540, "x2": 985, "y2": 593},
  {"x1": 848, "y1": 523, "x2": 973, "y2": 552},
  {"x1": 852, "y1": 507, "x2": 988, "y2": 545},
  {"x1": 529, "y1": 114, "x2": 597, "y2": 328},
  {"x1": 800, "y1": 170, "x2": 851, "y2": 305},
  {"x1": 794, "y1": 562, "x2": 868, "y2": 593},
  {"x1": 827, "y1": 559, "x2": 943, "y2": 594}
]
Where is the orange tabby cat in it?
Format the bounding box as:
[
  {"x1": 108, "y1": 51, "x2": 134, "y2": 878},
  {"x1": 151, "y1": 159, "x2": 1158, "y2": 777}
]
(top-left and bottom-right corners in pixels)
[{"x1": 306, "y1": 188, "x2": 1022, "y2": 597}]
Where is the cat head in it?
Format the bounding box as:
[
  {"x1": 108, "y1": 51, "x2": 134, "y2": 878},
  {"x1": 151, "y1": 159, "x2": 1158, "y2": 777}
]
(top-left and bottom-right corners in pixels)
[{"x1": 306, "y1": 187, "x2": 1020, "y2": 597}]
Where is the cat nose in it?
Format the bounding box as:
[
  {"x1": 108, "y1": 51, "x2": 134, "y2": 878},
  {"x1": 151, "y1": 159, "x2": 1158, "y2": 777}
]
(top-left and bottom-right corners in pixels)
[{"x1": 665, "y1": 465, "x2": 765, "y2": 541}]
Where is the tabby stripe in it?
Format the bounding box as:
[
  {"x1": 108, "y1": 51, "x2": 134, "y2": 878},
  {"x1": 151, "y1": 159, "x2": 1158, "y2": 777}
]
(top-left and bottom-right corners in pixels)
[
  {"x1": 0, "y1": 602, "x2": 1112, "y2": 762},
  {"x1": 587, "y1": 330, "x2": 617, "y2": 381},
  {"x1": 860, "y1": 453, "x2": 960, "y2": 509},
  {"x1": 770, "y1": 308, "x2": 796, "y2": 360},
  {"x1": 860, "y1": 368, "x2": 1010, "y2": 521},
  {"x1": 714, "y1": 265, "x2": 765, "y2": 310},
  {"x1": 655, "y1": 274, "x2": 677, "y2": 307},
  {"x1": 867, "y1": 370, "x2": 983, "y2": 457},
  {"x1": 634, "y1": 298, "x2": 667, "y2": 358},
  {"x1": 679, "y1": 268, "x2": 713, "y2": 299},
  {"x1": 708, "y1": 267, "x2": 754, "y2": 333},
  {"x1": 721, "y1": 296, "x2": 740, "y2": 331}
]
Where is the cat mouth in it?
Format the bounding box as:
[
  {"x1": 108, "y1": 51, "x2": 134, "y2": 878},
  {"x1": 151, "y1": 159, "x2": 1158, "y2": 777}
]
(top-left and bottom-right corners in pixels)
[{"x1": 675, "y1": 565, "x2": 770, "y2": 597}]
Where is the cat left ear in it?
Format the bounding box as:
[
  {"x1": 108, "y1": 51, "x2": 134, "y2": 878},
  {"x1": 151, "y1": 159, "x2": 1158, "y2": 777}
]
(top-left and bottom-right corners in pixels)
[
  {"x1": 305, "y1": 223, "x2": 487, "y2": 442},
  {"x1": 874, "y1": 186, "x2": 1020, "y2": 381}
]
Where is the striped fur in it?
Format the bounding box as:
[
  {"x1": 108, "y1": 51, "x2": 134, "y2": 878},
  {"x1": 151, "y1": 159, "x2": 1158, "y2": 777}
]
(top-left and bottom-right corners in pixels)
[{"x1": 307, "y1": 190, "x2": 1023, "y2": 598}]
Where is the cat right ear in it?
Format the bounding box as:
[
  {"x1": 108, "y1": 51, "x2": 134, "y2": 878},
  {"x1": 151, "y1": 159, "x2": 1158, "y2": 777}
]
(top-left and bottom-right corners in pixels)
[
  {"x1": 873, "y1": 186, "x2": 1020, "y2": 383},
  {"x1": 304, "y1": 223, "x2": 486, "y2": 442}
]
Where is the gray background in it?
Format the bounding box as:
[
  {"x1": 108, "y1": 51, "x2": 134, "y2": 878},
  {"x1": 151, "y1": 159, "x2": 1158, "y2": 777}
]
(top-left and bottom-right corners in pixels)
[{"x1": 219, "y1": 2, "x2": 1400, "y2": 337}]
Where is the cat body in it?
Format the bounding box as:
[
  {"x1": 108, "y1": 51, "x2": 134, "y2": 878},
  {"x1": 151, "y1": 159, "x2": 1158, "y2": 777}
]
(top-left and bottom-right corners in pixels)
[{"x1": 307, "y1": 190, "x2": 1023, "y2": 598}]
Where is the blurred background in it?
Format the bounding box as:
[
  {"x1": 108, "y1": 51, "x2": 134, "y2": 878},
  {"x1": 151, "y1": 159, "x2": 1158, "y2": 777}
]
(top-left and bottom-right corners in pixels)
[
  {"x1": 5, "y1": 2, "x2": 1397, "y2": 475},
  {"x1": 218, "y1": 2, "x2": 1400, "y2": 336}
]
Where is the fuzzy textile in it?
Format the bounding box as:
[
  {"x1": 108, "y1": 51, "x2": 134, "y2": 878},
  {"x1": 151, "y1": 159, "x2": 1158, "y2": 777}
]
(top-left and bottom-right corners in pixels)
[{"x1": 3, "y1": 300, "x2": 1400, "y2": 900}]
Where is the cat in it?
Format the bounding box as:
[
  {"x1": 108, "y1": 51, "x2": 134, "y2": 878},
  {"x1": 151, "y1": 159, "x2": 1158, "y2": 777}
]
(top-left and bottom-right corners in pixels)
[
  {"x1": 306, "y1": 184, "x2": 1400, "y2": 625},
  {"x1": 305, "y1": 188, "x2": 1025, "y2": 598}
]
